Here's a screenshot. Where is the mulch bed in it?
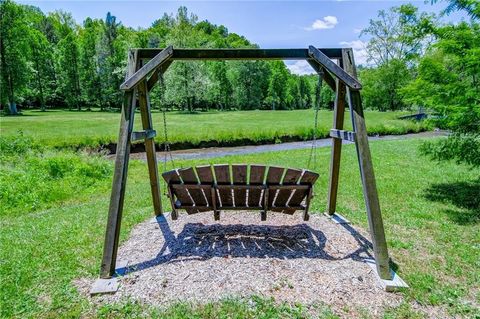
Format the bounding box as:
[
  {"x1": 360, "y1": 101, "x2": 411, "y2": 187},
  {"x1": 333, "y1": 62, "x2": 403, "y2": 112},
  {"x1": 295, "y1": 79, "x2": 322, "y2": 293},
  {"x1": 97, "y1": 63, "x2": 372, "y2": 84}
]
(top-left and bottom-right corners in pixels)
[{"x1": 77, "y1": 211, "x2": 405, "y2": 316}]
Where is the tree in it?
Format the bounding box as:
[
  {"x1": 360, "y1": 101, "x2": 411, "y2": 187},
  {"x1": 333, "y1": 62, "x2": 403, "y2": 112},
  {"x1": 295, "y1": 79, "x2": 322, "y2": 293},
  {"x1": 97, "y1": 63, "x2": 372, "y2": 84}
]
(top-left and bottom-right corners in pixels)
[
  {"x1": 431, "y1": 0, "x2": 480, "y2": 20},
  {"x1": 402, "y1": 22, "x2": 480, "y2": 166},
  {"x1": 266, "y1": 61, "x2": 289, "y2": 110},
  {"x1": 29, "y1": 29, "x2": 51, "y2": 111},
  {"x1": 79, "y1": 18, "x2": 102, "y2": 110},
  {"x1": 0, "y1": 0, "x2": 30, "y2": 114},
  {"x1": 360, "y1": 4, "x2": 435, "y2": 111},
  {"x1": 360, "y1": 60, "x2": 411, "y2": 111},
  {"x1": 362, "y1": 4, "x2": 436, "y2": 65}
]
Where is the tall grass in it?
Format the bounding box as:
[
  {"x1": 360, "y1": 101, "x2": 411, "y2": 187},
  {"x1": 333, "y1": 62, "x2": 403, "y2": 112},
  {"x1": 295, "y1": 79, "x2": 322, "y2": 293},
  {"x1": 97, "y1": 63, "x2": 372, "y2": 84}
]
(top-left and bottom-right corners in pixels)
[
  {"x1": 1, "y1": 136, "x2": 477, "y2": 317},
  {"x1": 0, "y1": 109, "x2": 430, "y2": 150}
]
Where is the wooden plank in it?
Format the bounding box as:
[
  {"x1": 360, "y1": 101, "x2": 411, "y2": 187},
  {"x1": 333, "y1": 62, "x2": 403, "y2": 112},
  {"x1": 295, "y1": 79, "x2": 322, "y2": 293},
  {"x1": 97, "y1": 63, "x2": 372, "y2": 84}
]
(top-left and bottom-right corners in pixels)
[
  {"x1": 248, "y1": 165, "x2": 266, "y2": 207},
  {"x1": 100, "y1": 50, "x2": 138, "y2": 279},
  {"x1": 266, "y1": 166, "x2": 285, "y2": 208},
  {"x1": 137, "y1": 80, "x2": 162, "y2": 216},
  {"x1": 330, "y1": 129, "x2": 356, "y2": 142},
  {"x1": 306, "y1": 59, "x2": 336, "y2": 92},
  {"x1": 173, "y1": 205, "x2": 306, "y2": 210},
  {"x1": 120, "y1": 46, "x2": 173, "y2": 91},
  {"x1": 273, "y1": 168, "x2": 302, "y2": 214},
  {"x1": 138, "y1": 48, "x2": 343, "y2": 60},
  {"x1": 172, "y1": 184, "x2": 309, "y2": 190},
  {"x1": 288, "y1": 170, "x2": 319, "y2": 208},
  {"x1": 326, "y1": 67, "x2": 347, "y2": 215},
  {"x1": 195, "y1": 165, "x2": 214, "y2": 209},
  {"x1": 303, "y1": 187, "x2": 313, "y2": 221},
  {"x1": 308, "y1": 46, "x2": 362, "y2": 90},
  {"x1": 232, "y1": 164, "x2": 248, "y2": 207},
  {"x1": 178, "y1": 167, "x2": 208, "y2": 212},
  {"x1": 214, "y1": 164, "x2": 233, "y2": 207},
  {"x1": 343, "y1": 48, "x2": 391, "y2": 280}
]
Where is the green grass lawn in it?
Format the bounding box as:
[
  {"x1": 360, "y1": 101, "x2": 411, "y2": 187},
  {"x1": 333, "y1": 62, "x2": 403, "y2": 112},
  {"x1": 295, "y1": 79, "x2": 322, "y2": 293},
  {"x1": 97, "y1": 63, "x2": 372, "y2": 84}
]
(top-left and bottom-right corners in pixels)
[
  {"x1": 0, "y1": 109, "x2": 429, "y2": 149},
  {"x1": 1, "y1": 136, "x2": 478, "y2": 318}
]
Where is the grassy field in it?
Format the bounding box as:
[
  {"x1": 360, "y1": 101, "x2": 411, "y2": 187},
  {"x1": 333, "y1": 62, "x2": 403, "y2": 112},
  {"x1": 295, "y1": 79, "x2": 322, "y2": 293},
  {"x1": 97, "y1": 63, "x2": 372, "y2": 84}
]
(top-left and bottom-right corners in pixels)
[
  {"x1": 1, "y1": 135, "x2": 479, "y2": 318},
  {"x1": 0, "y1": 109, "x2": 429, "y2": 149}
]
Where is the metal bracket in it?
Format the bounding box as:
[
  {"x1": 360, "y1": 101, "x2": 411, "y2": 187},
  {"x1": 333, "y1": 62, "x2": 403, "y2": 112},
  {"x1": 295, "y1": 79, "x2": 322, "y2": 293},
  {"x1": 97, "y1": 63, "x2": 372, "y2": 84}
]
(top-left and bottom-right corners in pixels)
[
  {"x1": 364, "y1": 258, "x2": 409, "y2": 292},
  {"x1": 131, "y1": 129, "x2": 156, "y2": 142},
  {"x1": 330, "y1": 129, "x2": 356, "y2": 142}
]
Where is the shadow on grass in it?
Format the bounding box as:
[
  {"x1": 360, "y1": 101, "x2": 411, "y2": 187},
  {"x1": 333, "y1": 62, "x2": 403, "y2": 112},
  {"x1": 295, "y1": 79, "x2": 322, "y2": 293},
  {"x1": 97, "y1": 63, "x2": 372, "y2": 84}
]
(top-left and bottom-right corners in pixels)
[
  {"x1": 125, "y1": 215, "x2": 374, "y2": 274},
  {"x1": 424, "y1": 179, "x2": 480, "y2": 225}
]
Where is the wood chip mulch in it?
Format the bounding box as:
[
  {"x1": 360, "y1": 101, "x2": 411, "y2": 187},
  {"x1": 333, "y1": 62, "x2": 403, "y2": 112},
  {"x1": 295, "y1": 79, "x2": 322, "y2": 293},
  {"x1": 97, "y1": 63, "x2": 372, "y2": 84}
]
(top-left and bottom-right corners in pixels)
[{"x1": 77, "y1": 211, "x2": 406, "y2": 316}]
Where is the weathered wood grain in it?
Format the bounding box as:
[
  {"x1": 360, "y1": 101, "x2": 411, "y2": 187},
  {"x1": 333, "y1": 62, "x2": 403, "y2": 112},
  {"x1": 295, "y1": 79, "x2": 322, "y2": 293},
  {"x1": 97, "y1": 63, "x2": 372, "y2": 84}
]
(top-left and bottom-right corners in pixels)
[
  {"x1": 342, "y1": 48, "x2": 391, "y2": 280},
  {"x1": 232, "y1": 165, "x2": 248, "y2": 207},
  {"x1": 214, "y1": 164, "x2": 233, "y2": 207},
  {"x1": 308, "y1": 46, "x2": 362, "y2": 90},
  {"x1": 137, "y1": 48, "x2": 343, "y2": 60},
  {"x1": 138, "y1": 79, "x2": 162, "y2": 216},
  {"x1": 120, "y1": 46, "x2": 173, "y2": 91},
  {"x1": 100, "y1": 50, "x2": 138, "y2": 279}
]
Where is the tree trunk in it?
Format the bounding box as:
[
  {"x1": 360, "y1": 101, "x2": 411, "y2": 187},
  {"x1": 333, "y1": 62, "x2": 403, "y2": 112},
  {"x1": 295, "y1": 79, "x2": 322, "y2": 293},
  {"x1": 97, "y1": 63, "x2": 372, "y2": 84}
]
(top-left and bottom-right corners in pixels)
[{"x1": 8, "y1": 101, "x2": 18, "y2": 115}]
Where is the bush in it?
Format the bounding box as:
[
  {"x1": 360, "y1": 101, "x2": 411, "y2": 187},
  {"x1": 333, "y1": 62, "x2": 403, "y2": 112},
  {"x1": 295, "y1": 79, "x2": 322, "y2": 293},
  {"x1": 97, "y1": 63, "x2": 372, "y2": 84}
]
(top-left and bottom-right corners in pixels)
[{"x1": 420, "y1": 133, "x2": 480, "y2": 167}]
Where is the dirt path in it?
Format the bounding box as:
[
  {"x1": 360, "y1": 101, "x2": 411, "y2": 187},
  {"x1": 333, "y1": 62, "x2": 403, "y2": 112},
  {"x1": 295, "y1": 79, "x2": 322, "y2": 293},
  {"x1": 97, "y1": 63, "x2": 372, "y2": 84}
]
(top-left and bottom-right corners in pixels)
[{"x1": 125, "y1": 131, "x2": 446, "y2": 162}]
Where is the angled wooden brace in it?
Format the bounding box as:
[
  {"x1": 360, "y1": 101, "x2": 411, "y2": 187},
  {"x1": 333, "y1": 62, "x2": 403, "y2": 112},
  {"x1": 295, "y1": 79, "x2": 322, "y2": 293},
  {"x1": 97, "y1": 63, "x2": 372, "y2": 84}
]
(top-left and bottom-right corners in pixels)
[
  {"x1": 340, "y1": 48, "x2": 391, "y2": 280},
  {"x1": 120, "y1": 45, "x2": 174, "y2": 91},
  {"x1": 308, "y1": 45, "x2": 362, "y2": 90}
]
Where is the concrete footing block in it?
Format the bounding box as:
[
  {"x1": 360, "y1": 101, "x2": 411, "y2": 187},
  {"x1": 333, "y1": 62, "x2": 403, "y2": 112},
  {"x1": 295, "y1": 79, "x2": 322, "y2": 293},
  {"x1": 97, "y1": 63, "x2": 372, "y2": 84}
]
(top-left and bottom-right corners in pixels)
[
  {"x1": 324, "y1": 212, "x2": 351, "y2": 224},
  {"x1": 90, "y1": 260, "x2": 129, "y2": 296},
  {"x1": 364, "y1": 258, "x2": 409, "y2": 292},
  {"x1": 90, "y1": 278, "x2": 119, "y2": 295}
]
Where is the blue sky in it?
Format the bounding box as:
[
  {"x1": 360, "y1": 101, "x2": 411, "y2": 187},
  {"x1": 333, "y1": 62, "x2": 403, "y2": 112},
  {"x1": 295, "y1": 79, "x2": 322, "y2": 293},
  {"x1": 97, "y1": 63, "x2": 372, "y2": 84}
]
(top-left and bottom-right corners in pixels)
[{"x1": 19, "y1": 0, "x2": 468, "y2": 74}]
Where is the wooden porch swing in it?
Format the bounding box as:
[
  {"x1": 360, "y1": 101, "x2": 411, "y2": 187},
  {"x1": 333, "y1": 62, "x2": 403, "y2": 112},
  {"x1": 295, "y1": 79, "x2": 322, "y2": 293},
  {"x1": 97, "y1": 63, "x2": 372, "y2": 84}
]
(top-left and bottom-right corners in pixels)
[{"x1": 96, "y1": 46, "x2": 402, "y2": 292}]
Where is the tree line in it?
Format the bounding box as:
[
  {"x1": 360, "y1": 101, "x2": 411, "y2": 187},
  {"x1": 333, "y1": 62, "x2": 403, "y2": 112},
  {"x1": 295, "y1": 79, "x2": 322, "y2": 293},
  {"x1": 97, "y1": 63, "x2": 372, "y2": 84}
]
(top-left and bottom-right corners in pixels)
[
  {"x1": 358, "y1": 1, "x2": 479, "y2": 166},
  {"x1": 0, "y1": 1, "x2": 326, "y2": 114}
]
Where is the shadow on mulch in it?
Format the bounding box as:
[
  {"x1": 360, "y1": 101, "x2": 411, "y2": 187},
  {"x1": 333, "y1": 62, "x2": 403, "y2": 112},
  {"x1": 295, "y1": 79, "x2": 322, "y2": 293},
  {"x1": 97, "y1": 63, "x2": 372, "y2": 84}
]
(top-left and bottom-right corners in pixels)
[
  {"x1": 424, "y1": 178, "x2": 480, "y2": 225},
  {"x1": 124, "y1": 215, "x2": 375, "y2": 275}
]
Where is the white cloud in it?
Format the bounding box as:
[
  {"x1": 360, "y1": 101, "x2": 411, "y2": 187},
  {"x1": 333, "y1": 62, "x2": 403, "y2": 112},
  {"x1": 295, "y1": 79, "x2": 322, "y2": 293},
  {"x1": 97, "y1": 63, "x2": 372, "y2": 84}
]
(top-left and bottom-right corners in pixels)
[
  {"x1": 305, "y1": 16, "x2": 338, "y2": 31},
  {"x1": 353, "y1": 28, "x2": 362, "y2": 34},
  {"x1": 339, "y1": 40, "x2": 369, "y2": 66},
  {"x1": 285, "y1": 60, "x2": 316, "y2": 76}
]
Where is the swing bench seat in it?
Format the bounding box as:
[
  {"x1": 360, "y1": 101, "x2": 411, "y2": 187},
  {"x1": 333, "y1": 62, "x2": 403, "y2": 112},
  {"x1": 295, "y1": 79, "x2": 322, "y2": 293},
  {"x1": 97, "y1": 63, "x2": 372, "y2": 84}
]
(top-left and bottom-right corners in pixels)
[{"x1": 162, "y1": 164, "x2": 319, "y2": 221}]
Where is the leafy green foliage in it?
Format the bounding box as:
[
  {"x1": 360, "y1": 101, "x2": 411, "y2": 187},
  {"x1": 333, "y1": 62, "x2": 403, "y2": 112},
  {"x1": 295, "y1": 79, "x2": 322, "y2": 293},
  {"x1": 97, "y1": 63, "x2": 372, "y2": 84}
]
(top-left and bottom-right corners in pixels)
[
  {"x1": 402, "y1": 22, "x2": 480, "y2": 166},
  {"x1": 1, "y1": 4, "x2": 323, "y2": 112},
  {"x1": 431, "y1": 0, "x2": 480, "y2": 20},
  {"x1": 359, "y1": 4, "x2": 435, "y2": 111},
  {"x1": 0, "y1": 0, "x2": 31, "y2": 114},
  {"x1": 360, "y1": 59, "x2": 412, "y2": 111}
]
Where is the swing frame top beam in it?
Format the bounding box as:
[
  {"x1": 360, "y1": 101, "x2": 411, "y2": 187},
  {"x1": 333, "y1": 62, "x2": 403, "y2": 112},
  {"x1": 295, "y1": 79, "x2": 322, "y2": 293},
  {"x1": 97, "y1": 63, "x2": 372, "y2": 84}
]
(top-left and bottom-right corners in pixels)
[{"x1": 120, "y1": 46, "x2": 362, "y2": 91}]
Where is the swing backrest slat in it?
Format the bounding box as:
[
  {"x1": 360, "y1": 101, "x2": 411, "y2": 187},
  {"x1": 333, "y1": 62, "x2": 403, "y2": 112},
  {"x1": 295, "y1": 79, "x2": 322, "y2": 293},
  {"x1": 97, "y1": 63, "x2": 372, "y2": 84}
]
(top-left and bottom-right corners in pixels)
[{"x1": 162, "y1": 164, "x2": 318, "y2": 221}]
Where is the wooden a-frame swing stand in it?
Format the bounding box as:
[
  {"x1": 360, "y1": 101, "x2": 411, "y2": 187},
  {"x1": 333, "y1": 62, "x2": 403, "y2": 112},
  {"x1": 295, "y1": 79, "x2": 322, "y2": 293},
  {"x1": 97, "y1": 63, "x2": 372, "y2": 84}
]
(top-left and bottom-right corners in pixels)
[{"x1": 92, "y1": 46, "x2": 408, "y2": 295}]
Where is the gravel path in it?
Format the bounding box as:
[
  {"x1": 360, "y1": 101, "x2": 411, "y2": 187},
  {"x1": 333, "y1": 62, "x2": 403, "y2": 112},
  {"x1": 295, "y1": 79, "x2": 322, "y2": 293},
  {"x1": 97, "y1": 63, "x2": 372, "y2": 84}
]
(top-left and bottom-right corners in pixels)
[{"x1": 79, "y1": 211, "x2": 406, "y2": 316}]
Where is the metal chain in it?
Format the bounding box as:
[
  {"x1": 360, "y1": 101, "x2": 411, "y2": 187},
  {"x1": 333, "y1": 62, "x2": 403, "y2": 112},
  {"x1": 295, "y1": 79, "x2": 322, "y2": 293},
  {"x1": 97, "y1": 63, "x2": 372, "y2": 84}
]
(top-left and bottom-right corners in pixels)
[
  {"x1": 162, "y1": 108, "x2": 175, "y2": 171},
  {"x1": 158, "y1": 72, "x2": 176, "y2": 195},
  {"x1": 307, "y1": 71, "x2": 323, "y2": 169}
]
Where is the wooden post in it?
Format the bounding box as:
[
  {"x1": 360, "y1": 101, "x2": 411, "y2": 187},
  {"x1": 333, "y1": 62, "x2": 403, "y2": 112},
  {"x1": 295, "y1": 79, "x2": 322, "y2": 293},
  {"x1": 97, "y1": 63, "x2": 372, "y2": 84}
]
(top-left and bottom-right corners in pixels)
[
  {"x1": 138, "y1": 79, "x2": 163, "y2": 216},
  {"x1": 326, "y1": 69, "x2": 346, "y2": 215},
  {"x1": 100, "y1": 50, "x2": 139, "y2": 278},
  {"x1": 342, "y1": 48, "x2": 392, "y2": 280}
]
